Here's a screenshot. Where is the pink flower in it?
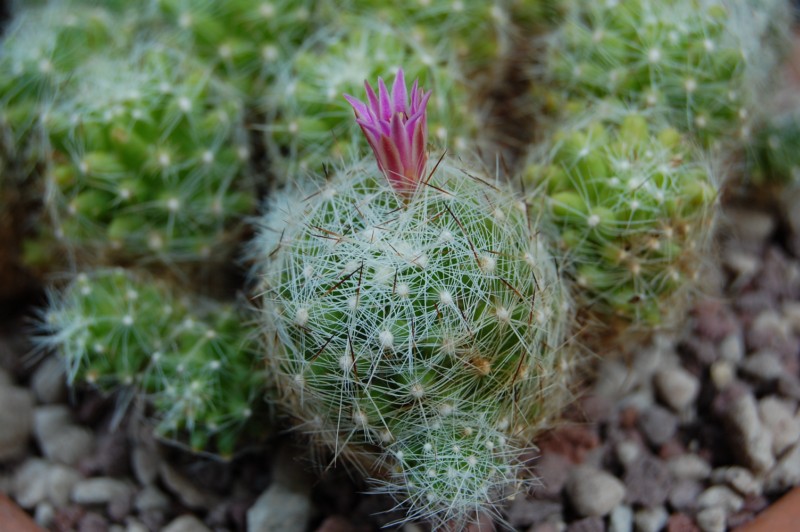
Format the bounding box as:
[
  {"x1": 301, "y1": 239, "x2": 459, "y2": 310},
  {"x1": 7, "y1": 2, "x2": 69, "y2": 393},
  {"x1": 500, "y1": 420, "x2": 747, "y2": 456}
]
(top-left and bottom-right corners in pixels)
[{"x1": 344, "y1": 68, "x2": 431, "y2": 199}]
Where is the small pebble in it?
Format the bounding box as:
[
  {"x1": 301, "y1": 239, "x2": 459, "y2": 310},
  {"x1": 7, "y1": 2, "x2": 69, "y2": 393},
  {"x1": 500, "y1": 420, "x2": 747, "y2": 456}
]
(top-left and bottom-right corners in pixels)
[
  {"x1": 710, "y1": 361, "x2": 735, "y2": 391},
  {"x1": 34, "y1": 502, "x2": 55, "y2": 528},
  {"x1": 135, "y1": 485, "x2": 171, "y2": 512},
  {"x1": 78, "y1": 512, "x2": 108, "y2": 532},
  {"x1": 695, "y1": 507, "x2": 726, "y2": 532},
  {"x1": 668, "y1": 454, "x2": 711, "y2": 481},
  {"x1": 764, "y1": 442, "x2": 800, "y2": 494},
  {"x1": 33, "y1": 406, "x2": 95, "y2": 466},
  {"x1": 740, "y1": 350, "x2": 784, "y2": 382},
  {"x1": 655, "y1": 367, "x2": 700, "y2": 412},
  {"x1": 710, "y1": 467, "x2": 761, "y2": 497},
  {"x1": 566, "y1": 516, "x2": 604, "y2": 532},
  {"x1": 159, "y1": 464, "x2": 214, "y2": 510},
  {"x1": 608, "y1": 504, "x2": 632, "y2": 532},
  {"x1": 566, "y1": 466, "x2": 625, "y2": 517},
  {"x1": 31, "y1": 357, "x2": 67, "y2": 405},
  {"x1": 668, "y1": 479, "x2": 704, "y2": 512},
  {"x1": 615, "y1": 441, "x2": 641, "y2": 468},
  {"x1": 697, "y1": 486, "x2": 744, "y2": 515},
  {"x1": 724, "y1": 393, "x2": 775, "y2": 473},
  {"x1": 719, "y1": 334, "x2": 744, "y2": 364},
  {"x1": 162, "y1": 515, "x2": 212, "y2": 532},
  {"x1": 758, "y1": 397, "x2": 800, "y2": 456},
  {"x1": 13, "y1": 459, "x2": 51, "y2": 509},
  {"x1": 623, "y1": 454, "x2": 671, "y2": 507},
  {"x1": 131, "y1": 445, "x2": 160, "y2": 486},
  {"x1": 634, "y1": 506, "x2": 668, "y2": 532},
  {"x1": 666, "y1": 513, "x2": 700, "y2": 532},
  {"x1": 638, "y1": 405, "x2": 678, "y2": 447},
  {"x1": 0, "y1": 385, "x2": 34, "y2": 461},
  {"x1": 72, "y1": 478, "x2": 132, "y2": 505}
]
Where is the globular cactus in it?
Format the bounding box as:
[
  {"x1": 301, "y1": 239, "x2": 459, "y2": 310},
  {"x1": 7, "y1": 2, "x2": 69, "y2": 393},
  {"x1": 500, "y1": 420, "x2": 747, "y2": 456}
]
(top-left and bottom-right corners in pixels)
[
  {"x1": 32, "y1": 44, "x2": 254, "y2": 270},
  {"x1": 541, "y1": 0, "x2": 790, "y2": 147},
  {"x1": 524, "y1": 105, "x2": 718, "y2": 328},
  {"x1": 266, "y1": 21, "x2": 477, "y2": 183},
  {"x1": 255, "y1": 71, "x2": 572, "y2": 527},
  {"x1": 0, "y1": 1, "x2": 131, "y2": 176},
  {"x1": 152, "y1": 0, "x2": 318, "y2": 98},
  {"x1": 39, "y1": 268, "x2": 266, "y2": 457},
  {"x1": 749, "y1": 107, "x2": 800, "y2": 186},
  {"x1": 318, "y1": 0, "x2": 513, "y2": 73}
]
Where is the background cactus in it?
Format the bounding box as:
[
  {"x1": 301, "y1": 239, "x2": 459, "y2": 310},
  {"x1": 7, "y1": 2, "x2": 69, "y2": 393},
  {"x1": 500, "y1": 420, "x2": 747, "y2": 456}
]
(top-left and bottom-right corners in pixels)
[
  {"x1": 265, "y1": 20, "x2": 478, "y2": 183},
  {"x1": 254, "y1": 155, "x2": 572, "y2": 525},
  {"x1": 39, "y1": 268, "x2": 266, "y2": 457},
  {"x1": 30, "y1": 45, "x2": 254, "y2": 272},
  {"x1": 523, "y1": 106, "x2": 718, "y2": 328},
  {"x1": 749, "y1": 105, "x2": 800, "y2": 186},
  {"x1": 540, "y1": 0, "x2": 790, "y2": 147}
]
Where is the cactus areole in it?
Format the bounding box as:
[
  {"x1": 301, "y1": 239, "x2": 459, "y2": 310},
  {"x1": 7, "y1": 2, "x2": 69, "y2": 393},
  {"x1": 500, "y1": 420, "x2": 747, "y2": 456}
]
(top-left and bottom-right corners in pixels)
[{"x1": 345, "y1": 68, "x2": 431, "y2": 199}]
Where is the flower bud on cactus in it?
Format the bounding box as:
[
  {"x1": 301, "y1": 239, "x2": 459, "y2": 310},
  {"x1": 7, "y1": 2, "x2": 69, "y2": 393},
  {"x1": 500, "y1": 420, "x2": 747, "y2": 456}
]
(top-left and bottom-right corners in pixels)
[
  {"x1": 254, "y1": 71, "x2": 572, "y2": 526},
  {"x1": 524, "y1": 105, "x2": 718, "y2": 328},
  {"x1": 38, "y1": 268, "x2": 266, "y2": 457},
  {"x1": 266, "y1": 21, "x2": 477, "y2": 183},
  {"x1": 35, "y1": 45, "x2": 254, "y2": 269},
  {"x1": 542, "y1": 0, "x2": 789, "y2": 147}
]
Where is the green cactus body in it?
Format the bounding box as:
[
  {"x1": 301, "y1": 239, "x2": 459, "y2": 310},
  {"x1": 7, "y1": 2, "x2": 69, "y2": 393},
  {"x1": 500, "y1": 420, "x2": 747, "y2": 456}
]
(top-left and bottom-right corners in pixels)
[
  {"x1": 319, "y1": 0, "x2": 511, "y2": 72},
  {"x1": 153, "y1": 0, "x2": 317, "y2": 97},
  {"x1": 40, "y1": 268, "x2": 265, "y2": 457},
  {"x1": 255, "y1": 157, "x2": 571, "y2": 525},
  {"x1": 543, "y1": 0, "x2": 786, "y2": 147},
  {"x1": 524, "y1": 107, "x2": 717, "y2": 327},
  {"x1": 37, "y1": 45, "x2": 254, "y2": 266},
  {"x1": 750, "y1": 109, "x2": 800, "y2": 186},
  {"x1": 0, "y1": 2, "x2": 130, "y2": 173},
  {"x1": 267, "y1": 22, "x2": 477, "y2": 183}
]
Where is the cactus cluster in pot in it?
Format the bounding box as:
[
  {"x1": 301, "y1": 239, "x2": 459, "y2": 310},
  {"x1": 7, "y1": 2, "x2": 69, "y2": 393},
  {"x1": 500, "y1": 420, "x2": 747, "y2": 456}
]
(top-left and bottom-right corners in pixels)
[{"x1": 253, "y1": 70, "x2": 574, "y2": 526}]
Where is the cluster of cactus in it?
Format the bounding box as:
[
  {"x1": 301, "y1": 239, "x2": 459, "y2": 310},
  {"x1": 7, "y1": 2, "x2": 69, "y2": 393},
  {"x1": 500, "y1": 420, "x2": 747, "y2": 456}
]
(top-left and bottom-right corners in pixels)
[
  {"x1": 256, "y1": 155, "x2": 572, "y2": 526},
  {"x1": 39, "y1": 268, "x2": 265, "y2": 456},
  {"x1": 541, "y1": 0, "x2": 789, "y2": 146},
  {"x1": 1, "y1": 0, "x2": 798, "y2": 528},
  {"x1": 524, "y1": 107, "x2": 717, "y2": 327},
  {"x1": 266, "y1": 21, "x2": 477, "y2": 181},
  {"x1": 31, "y1": 45, "x2": 254, "y2": 268}
]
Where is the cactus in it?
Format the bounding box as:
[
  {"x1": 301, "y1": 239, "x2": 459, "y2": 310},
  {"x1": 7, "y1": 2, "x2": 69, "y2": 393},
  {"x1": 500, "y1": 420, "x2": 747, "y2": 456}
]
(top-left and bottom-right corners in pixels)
[
  {"x1": 749, "y1": 107, "x2": 800, "y2": 186},
  {"x1": 0, "y1": 1, "x2": 132, "y2": 176},
  {"x1": 318, "y1": 0, "x2": 513, "y2": 72},
  {"x1": 39, "y1": 268, "x2": 266, "y2": 457},
  {"x1": 266, "y1": 20, "x2": 477, "y2": 184},
  {"x1": 523, "y1": 105, "x2": 718, "y2": 327},
  {"x1": 541, "y1": 0, "x2": 789, "y2": 147},
  {"x1": 254, "y1": 71, "x2": 572, "y2": 526},
  {"x1": 33, "y1": 44, "x2": 254, "y2": 269},
  {"x1": 152, "y1": 0, "x2": 318, "y2": 97}
]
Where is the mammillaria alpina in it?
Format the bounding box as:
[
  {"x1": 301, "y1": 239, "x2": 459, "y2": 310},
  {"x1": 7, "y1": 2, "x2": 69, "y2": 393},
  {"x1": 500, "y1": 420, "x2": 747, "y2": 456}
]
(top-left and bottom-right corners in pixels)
[{"x1": 254, "y1": 69, "x2": 573, "y2": 527}]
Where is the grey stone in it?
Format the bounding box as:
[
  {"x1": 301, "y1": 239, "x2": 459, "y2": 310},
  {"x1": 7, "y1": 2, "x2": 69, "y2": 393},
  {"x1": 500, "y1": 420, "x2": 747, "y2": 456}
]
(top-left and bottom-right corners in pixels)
[
  {"x1": 623, "y1": 454, "x2": 671, "y2": 507},
  {"x1": 710, "y1": 466, "x2": 761, "y2": 497},
  {"x1": 33, "y1": 405, "x2": 94, "y2": 466},
  {"x1": 725, "y1": 393, "x2": 775, "y2": 473},
  {"x1": 47, "y1": 464, "x2": 83, "y2": 507},
  {"x1": 696, "y1": 507, "x2": 726, "y2": 532},
  {"x1": 710, "y1": 361, "x2": 735, "y2": 391},
  {"x1": 34, "y1": 502, "x2": 55, "y2": 528},
  {"x1": 31, "y1": 357, "x2": 67, "y2": 404},
  {"x1": 566, "y1": 517, "x2": 604, "y2": 532},
  {"x1": 125, "y1": 520, "x2": 150, "y2": 532},
  {"x1": 132, "y1": 445, "x2": 160, "y2": 486},
  {"x1": 655, "y1": 367, "x2": 700, "y2": 411},
  {"x1": 764, "y1": 442, "x2": 800, "y2": 494},
  {"x1": 740, "y1": 351, "x2": 784, "y2": 382},
  {"x1": 758, "y1": 397, "x2": 800, "y2": 456},
  {"x1": 668, "y1": 479, "x2": 703, "y2": 512},
  {"x1": 723, "y1": 249, "x2": 760, "y2": 280},
  {"x1": 0, "y1": 368, "x2": 12, "y2": 386},
  {"x1": 135, "y1": 485, "x2": 171, "y2": 512},
  {"x1": 608, "y1": 504, "x2": 633, "y2": 532},
  {"x1": 615, "y1": 440, "x2": 641, "y2": 468},
  {"x1": 783, "y1": 301, "x2": 800, "y2": 333},
  {"x1": 566, "y1": 466, "x2": 625, "y2": 517},
  {"x1": 667, "y1": 454, "x2": 712, "y2": 481},
  {"x1": 13, "y1": 458, "x2": 50, "y2": 509},
  {"x1": 162, "y1": 515, "x2": 211, "y2": 532},
  {"x1": 72, "y1": 477, "x2": 132, "y2": 505},
  {"x1": 533, "y1": 451, "x2": 572, "y2": 497},
  {"x1": 247, "y1": 483, "x2": 313, "y2": 532},
  {"x1": 506, "y1": 497, "x2": 562, "y2": 528},
  {"x1": 726, "y1": 208, "x2": 774, "y2": 247},
  {"x1": 638, "y1": 405, "x2": 678, "y2": 447},
  {"x1": 719, "y1": 334, "x2": 744, "y2": 364},
  {"x1": 697, "y1": 486, "x2": 744, "y2": 515},
  {"x1": 633, "y1": 506, "x2": 668, "y2": 532},
  {"x1": 159, "y1": 463, "x2": 214, "y2": 510},
  {"x1": 0, "y1": 384, "x2": 33, "y2": 461}
]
